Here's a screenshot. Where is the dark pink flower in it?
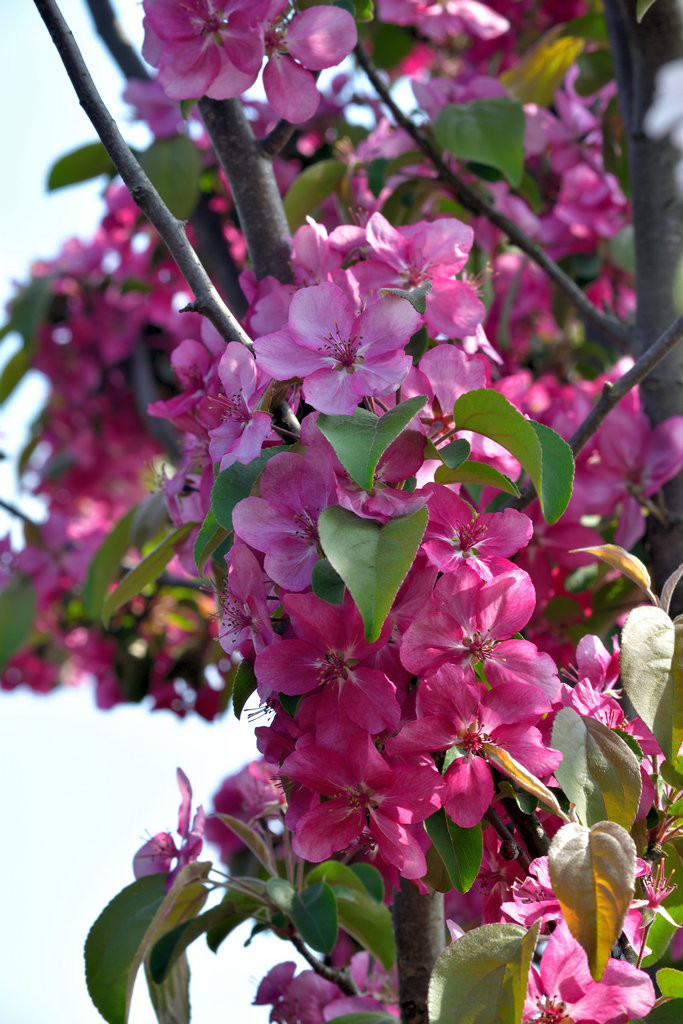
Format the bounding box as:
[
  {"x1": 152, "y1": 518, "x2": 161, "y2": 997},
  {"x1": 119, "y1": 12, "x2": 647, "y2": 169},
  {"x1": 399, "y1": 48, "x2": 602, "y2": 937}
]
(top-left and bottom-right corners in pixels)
[{"x1": 133, "y1": 768, "x2": 205, "y2": 890}]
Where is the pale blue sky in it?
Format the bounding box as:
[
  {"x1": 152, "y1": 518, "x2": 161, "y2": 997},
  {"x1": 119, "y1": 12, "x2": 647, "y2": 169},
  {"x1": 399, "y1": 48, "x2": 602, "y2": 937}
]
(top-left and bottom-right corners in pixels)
[{"x1": 0, "y1": 4, "x2": 305, "y2": 1021}]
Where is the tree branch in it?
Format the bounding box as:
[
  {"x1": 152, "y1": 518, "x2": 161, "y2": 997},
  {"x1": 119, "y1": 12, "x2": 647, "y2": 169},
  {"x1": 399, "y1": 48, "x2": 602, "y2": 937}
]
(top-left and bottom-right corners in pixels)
[
  {"x1": 259, "y1": 118, "x2": 297, "y2": 158},
  {"x1": 83, "y1": 0, "x2": 149, "y2": 80},
  {"x1": 353, "y1": 42, "x2": 629, "y2": 348},
  {"x1": 288, "y1": 933, "x2": 359, "y2": 996},
  {"x1": 33, "y1": 0, "x2": 253, "y2": 350},
  {"x1": 509, "y1": 311, "x2": 683, "y2": 512},
  {"x1": 392, "y1": 880, "x2": 444, "y2": 1024}
]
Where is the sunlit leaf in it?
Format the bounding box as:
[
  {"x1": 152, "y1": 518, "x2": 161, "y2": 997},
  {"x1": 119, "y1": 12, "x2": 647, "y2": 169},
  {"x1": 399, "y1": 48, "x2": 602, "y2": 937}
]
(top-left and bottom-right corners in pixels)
[
  {"x1": 548, "y1": 821, "x2": 636, "y2": 980},
  {"x1": 620, "y1": 606, "x2": 683, "y2": 762},
  {"x1": 501, "y1": 26, "x2": 584, "y2": 106},
  {"x1": 429, "y1": 921, "x2": 539, "y2": 1024},
  {"x1": 318, "y1": 505, "x2": 428, "y2": 641},
  {"x1": 483, "y1": 743, "x2": 569, "y2": 822},
  {"x1": 571, "y1": 544, "x2": 655, "y2": 600},
  {"x1": 552, "y1": 708, "x2": 642, "y2": 830},
  {"x1": 283, "y1": 159, "x2": 346, "y2": 230}
]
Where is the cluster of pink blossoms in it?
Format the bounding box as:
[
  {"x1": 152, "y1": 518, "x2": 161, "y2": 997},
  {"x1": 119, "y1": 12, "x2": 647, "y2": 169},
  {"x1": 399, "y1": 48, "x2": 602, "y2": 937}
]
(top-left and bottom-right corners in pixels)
[{"x1": 141, "y1": 0, "x2": 357, "y2": 122}]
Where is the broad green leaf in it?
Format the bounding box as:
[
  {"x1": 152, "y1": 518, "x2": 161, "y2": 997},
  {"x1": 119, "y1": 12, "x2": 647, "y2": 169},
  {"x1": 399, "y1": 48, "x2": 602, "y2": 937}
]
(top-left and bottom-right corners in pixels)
[
  {"x1": 283, "y1": 159, "x2": 346, "y2": 231},
  {"x1": 424, "y1": 809, "x2": 482, "y2": 893},
  {"x1": 0, "y1": 345, "x2": 32, "y2": 404},
  {"x1": 317, "y1": 397, "x2": 427, "y2": 490},
  {"x1": 434, "y1": 99, "x2": 526, "y2": 186},
  {"x1": 637, "y1": 0, "x2": 660, "y2": 20},
  {"x1": 211, "y1": 446, "x2": 285, "y2": 531},
  {"x1": 436, "y1": 438, "x2": 471, "y2": 470},
  {"x1": 47, "y1": 140, "x2": 115, "y2": 190},
  {"x1": 501, "y1": 26, "x2": 584, "y2": 106},
  {"x1": 429, "y1": 921, "x2": 539, "y2": 1024},
  {"x1": 633, "y1": 1000, "x2": 683, "y2": 1023},
  {"x1": 101, "y1": 522, "x2": 195, "y2": 626},
  {"x1": 83, "y1": 504, "x2": 138, "y2": 617},
  {"x1": 435, "y1": 458, "x2": 520, "y2": 496},
  {"x1": 145, "y1": 952, "x2": 190, "y2": 1024},
  {"x1": 138, "y1": 136, "x2": 202, "y2": 220},
  {"x1": 548, "y1": 821, "x2": 636, "y2": 980},
  {"x1": 206, "y1": 889, "x2": 266, "y2": 953},
  {"x1": 150, "y1": 901, "x2": 258, "y2": 983},
  {"x1": 0, "y1": 275, "x2": 54, "y2": 349},
  {"x1": 483, "y1": 743, "x2": 569, "y2": 821},
  {"x1": 231, "y1": 659, "x2": 258, "y2": 720},
  {"x1": 658, "y1": 968, "x2": 683, "y2": 999},
  {"x1": 307, "y1": 862, "x2": 394, "y2": 968},
  {"x1": 266, "y1": 878, "x2": 338, "y2": 954},
  {"x1": 552, "y1": 708, "x2": 642, "y2": 830},
  {"x1": 571, "y1": 544, "x2": 655, "y2": 601},
  {"x1": 318, "y1": 505, "x2": 428, "y2": 641},
  {"x1": 372, "y1": 22, "x2": 414, "y2": 68},
  {"x1": 215, "y1": 813, "x2": 276, "y2": 874},
  {"x1": 311, "y1": 558, "x2": 345, "y2": 604},
  {"x1": 0, "y1": 575, "x2": 36, "y2": 671},
  {"x1": 620, "y1": 606, "x2": 683, "y2": 762},
  {"x1": 193, "y1": 509, "x2": 230, "y2": 575},
  {"x1": 379, "y1": 281, "x2": 432, "y2": 313},
  {"x1": 452, "y1": 389, "x2": 574, "y2": 523},
  {"x1": 84, "y1": 863, "x2": 210, "y2": 1024}
]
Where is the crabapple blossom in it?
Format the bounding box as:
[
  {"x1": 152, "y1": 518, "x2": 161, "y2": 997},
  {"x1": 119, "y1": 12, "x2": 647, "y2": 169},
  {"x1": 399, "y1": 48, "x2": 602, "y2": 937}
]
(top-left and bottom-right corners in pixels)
[{"x1": 133, "y1": 768, "x2": 205, "y2": 889}]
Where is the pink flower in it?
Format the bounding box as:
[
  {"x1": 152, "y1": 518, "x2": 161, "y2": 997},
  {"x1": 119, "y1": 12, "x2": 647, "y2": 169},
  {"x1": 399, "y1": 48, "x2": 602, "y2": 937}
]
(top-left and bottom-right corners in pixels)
[
  {"x1": 282, "y1": 735, "x2": 445, "y2": 878},
  {"x1": 254, "y1": 282, "x2": 422, "y2": 414},
  {"x1": 133, "y1": 768, "x2": 205, "y2": 890},
  {"x1": 142, "y1": 0, "x2": 266, "y2": 100},
  {"x1": 523, "y1": 920, "x2": 655, "y2": 1023},
  {"x1": 208, "y1": 342, "x2": 275, "y2": 471}
]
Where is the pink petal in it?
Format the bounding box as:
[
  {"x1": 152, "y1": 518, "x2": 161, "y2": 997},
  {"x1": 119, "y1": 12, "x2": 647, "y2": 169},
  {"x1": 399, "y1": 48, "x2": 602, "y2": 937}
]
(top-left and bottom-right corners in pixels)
[
  {"x1": 263, "y1": 54, "x2": 320, "y2": 123},
  {"x1": 287, "y1": 7, "x2": 357, "y2": 71}
]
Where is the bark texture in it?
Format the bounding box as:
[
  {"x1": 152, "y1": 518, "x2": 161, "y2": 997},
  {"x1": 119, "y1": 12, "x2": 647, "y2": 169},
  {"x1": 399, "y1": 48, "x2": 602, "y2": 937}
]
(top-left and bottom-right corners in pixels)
[
  {"x1": 605, "y1": 0, "x2": 683, "y2": 604},
  {"x1": 392, "y1": 881, "x2": 445, "y2": 1024}
]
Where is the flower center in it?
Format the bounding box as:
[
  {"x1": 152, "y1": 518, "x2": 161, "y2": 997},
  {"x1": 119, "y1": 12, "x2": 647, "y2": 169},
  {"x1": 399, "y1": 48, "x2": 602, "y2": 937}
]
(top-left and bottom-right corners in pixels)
[{"x1": 322, "y1": 322, "x2": 361, "y2": 370}]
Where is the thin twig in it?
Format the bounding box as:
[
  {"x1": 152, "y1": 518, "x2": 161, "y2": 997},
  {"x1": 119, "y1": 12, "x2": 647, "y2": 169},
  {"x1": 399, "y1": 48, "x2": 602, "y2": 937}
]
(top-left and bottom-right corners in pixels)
[
  {"x1": 510, "y1": 311, "x2": 683, "y2": 511},
  {"x1": 34, "y1": 0, "x2": 253, "y2": 350},
  {"x1": 288, "y1": 933, "x2": 359, "y2": 996},
  {"x1": 353, "y1": 42, "x2": 629, "y2": 348},
  {"x1": 260, "y1": 118, "x2": 297, "y2": 158},
  {"x1": 84, "y1": 0, "x2": 149, "y2": 80},
  {"x1": 0, "y1": 498, "x2": 38, "y2": 528},
  {"x1": 484, "y1": 807, "x2": 531, "y2": 872}
]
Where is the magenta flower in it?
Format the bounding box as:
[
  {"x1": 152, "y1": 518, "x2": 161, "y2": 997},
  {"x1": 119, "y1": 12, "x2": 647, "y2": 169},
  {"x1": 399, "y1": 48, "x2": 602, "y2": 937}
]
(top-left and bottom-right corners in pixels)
[
  {"x1": 523, "y1": 920, "x2": 655, "y2": 1023},
  {"x1": 254, "y1": 282, "x2": 422, "y2": 414},
  {"x1": 232, "y1": 450, "x2": 337, "y2": 591},
  {"x1": 422, "y1": 484, "x2": 533, "y2": 579},
  {"x1": 254, "y1": 592, "x2": 400, "y2": 740},
  {"x1": 217, "y1": 540, "x2": 276, "y2": 658},
  {"x1": 282, "y1": 735, "x2": 445, "y2": 877},
  {"x1": 142, "y1": 0, "x2": 266, "y2": 100},
  {"x1": 207, "y1": 342, "x2": 274, "y2": 472},
  {"x1": 400, "y1": 563, "x2": 560, "y2": 699},
  {"x1": 133, "y1": 768, "x2": 205, "y2": 890}
]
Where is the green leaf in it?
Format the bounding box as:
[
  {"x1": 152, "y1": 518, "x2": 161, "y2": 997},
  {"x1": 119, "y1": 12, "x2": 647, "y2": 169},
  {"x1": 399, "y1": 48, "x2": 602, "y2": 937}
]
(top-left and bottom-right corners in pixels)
[
  {"x1": 0, "y1": 275, "x2": 54, "y2": 350},
  {"x1": 101, "y1": 522, "x2": 195, "y2": 626},
  {"x1": 434, "y1": 99, "x2": 526, "y2": 186},
  {"x1": 138, "y1": 136, "x2": 202, "y2": 220},
  {"x1": 47, "y1": 141, "x2": 115, "y2": 190},
  {"x1": 548, "y1": 821, "x2": 635, "y2": 981},
  {"x1": 425, "y1": 809, "x2": 482, "y2": 893},
  {"x1": 633, "y1": 1000, "x2": 683, "y2": 1024},
  {"x1": 145, "y1": 952, "x2": 190, "y2": 1024},
  {"x1": 214, "y1": 813, "x2": 276, "y2": 874},
  {"x1": 318, "y1": 505, "x2": 428, "y2": 641},
  {"x1": 83, "y1": 505, "x2": 138, "y2": 617},
  {"x1": 379, "y1": 281, "x2": 432, "y2": 313},
  {"x1": 501, "y1": 26, "x2": 584, "y2": 106},
  {"x1": 0, "y1": 345, "x2": 32, "y2": 404},
  {"x1": 658, "y1": 968, "x2": 683, "y2": 999},
  {"x1": 206, "y1": 889, "x2": 266, "y2": 953},
  {"x1": 429, "y1": 921, "x2": 539, "y2": 1024},
  {"x1": 437, "y1": 438, "x2": 471, "y2": 470},
  {"x1": 283, "y1": 159, "x2": 346, "y2": 231},
  {"x1": 84, "y1": 863, "x2": 210, "y2": 1024},
  {"x1": 193, "y1": 509, "x2": 230, "y2": 575},
  {"x1": 620, "y1": 606, "x2": 683, "y2": 762},
  {"x1": 211, "y1": 446, "x2": 285, "y2": 531},
  {"x1": 231, "y1": 659, "x2": 258, "y2": 720},
  {"x1": 150, "y1": 902, "x2": 256, "y2": 983},
  {"x1": 451, "y1": 389, "x2": 574, "y2": 522},
  {"x1": 311, "y1": 558, "x2": 345, "y2": 604},
  {"x1": 318, "y1": 397, "x2": 427, "y2": 490},
  {"x1": 637, "y1": 0, "x2": 660, "y2": 21},
  {"x1": 0, "y1": 575, "x2": 36, "y2": 671},
  {"x1": 266, "y1": 878, "x2": 338, "y2": 954},
  {"x1": 551, "y1": 708, "x2": 642, "y2": 830},
  {"x1": 307, "y1": 861, "x2": 395, "y2": 968},
  {"x1": 372, "y1": 22, "x2": 414, "y2": 68},
  {"x1": 435, "y1": 458, "x2": 521, "y2": 496}
]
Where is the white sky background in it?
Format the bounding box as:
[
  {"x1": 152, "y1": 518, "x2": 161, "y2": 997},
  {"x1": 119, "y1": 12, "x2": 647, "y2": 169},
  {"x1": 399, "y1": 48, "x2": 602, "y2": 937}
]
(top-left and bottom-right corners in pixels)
[{"x1": 0, "y1": 3, "x2": 305, "y2": 1021}]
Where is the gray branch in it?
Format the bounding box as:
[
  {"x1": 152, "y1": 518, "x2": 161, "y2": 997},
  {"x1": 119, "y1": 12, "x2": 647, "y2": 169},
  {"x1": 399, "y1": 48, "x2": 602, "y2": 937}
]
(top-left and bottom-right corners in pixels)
[{"x1": 33, "y1": 0, "x2": 253, "y2": 350}]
